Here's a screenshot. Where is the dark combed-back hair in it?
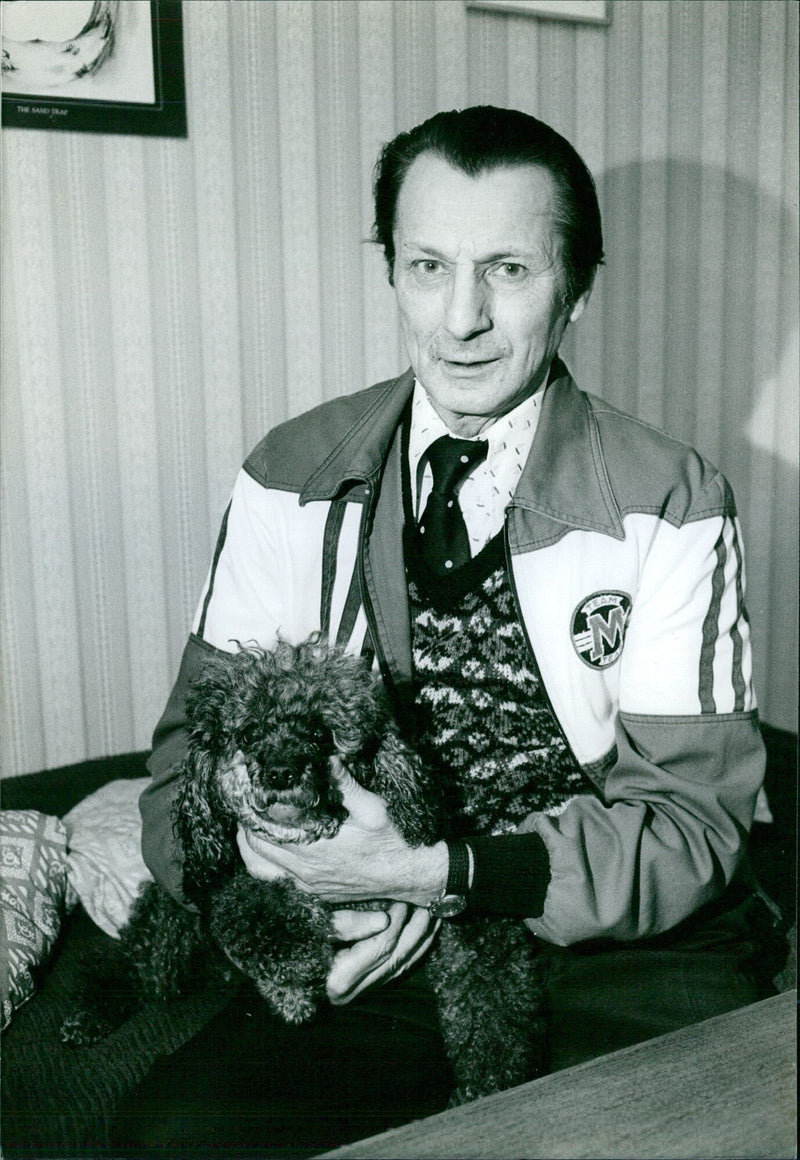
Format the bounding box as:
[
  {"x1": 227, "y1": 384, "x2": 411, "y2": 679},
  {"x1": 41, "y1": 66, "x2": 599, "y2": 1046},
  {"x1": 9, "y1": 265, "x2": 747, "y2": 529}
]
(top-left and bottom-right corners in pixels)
[{"x1": 372, "y1": 105, "x2": 604, "y2": 305}]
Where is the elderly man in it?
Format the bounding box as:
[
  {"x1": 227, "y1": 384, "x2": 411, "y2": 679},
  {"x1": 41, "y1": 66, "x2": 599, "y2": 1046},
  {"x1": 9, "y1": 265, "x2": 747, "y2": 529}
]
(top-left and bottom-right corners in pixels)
[{"x1": 117, "y1": 107, "x2": 777, "y2": 1158}]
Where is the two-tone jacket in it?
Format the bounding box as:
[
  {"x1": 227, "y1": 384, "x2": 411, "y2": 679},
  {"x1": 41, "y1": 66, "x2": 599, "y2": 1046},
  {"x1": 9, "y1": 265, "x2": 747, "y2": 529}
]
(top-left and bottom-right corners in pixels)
[{"x1": 141, "y1": 362, "x2": 765, "y2": 946}]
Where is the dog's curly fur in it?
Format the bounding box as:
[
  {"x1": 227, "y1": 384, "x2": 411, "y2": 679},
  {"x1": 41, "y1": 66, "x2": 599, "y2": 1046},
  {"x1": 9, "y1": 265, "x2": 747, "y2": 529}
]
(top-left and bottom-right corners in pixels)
[{"x1": 61, "y1": 635, "x2": 547, "y2": 1101}]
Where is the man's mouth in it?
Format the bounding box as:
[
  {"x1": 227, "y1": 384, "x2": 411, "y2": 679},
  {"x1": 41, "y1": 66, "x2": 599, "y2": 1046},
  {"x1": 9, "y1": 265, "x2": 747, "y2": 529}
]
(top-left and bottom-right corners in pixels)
[
  {"x1": 441, "y1": 351, "x2": 498, "y2": 360},
  {"x1": 439, "y1": 356, "x2": 501, "y2": 375},
  {"x1": 440, "y1": 356, "x2": 500, "y2": 367}
]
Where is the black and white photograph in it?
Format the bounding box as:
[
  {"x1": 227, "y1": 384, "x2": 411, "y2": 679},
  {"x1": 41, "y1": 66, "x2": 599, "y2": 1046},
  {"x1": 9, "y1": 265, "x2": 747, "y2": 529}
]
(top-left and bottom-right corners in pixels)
[{"x1": 1, "y1": 2, "x2": 796, "y2": 1159}]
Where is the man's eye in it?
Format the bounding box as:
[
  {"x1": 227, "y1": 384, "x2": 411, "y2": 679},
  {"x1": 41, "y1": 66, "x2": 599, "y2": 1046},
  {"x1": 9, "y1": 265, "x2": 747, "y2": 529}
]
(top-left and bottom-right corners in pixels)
[
  {"x1": 493, "y1": 262, "x2": 527, "y2": 280},
  {"x1": 413, "y1": 259, "x2": 445, "y2": 276}
]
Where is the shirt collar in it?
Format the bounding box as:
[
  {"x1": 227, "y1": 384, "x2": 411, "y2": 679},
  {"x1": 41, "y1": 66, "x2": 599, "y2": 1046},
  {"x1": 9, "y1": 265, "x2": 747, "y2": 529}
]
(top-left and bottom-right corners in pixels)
[
  {"x1": 408, "y1": 378, "x2": 546, "y2": 499},
  {"x1": 298, "y1": 360, "x2": 623, "y2": 541}
]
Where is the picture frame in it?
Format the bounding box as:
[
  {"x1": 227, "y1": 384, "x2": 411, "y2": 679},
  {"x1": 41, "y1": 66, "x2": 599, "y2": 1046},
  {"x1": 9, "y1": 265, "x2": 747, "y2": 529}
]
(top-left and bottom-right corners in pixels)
[
  {"x1": 1, "y1": 0, "x2": 187, "y2": 137},
  {"x1": 466, "y1": 0, "x2": 610, "y2": 24}
]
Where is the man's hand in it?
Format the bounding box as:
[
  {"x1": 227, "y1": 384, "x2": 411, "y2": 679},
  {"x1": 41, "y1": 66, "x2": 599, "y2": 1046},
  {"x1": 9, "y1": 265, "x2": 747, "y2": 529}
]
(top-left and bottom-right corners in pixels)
[
  {"x1": 326, "y1": 904, "x2": 440, "y2": 1004},
  {"x1": 234, "y1": 759, "x2": 448, "y2": 1002},
  {"x1": 235, "y1": 758, "x2": 448, "y2": 908}
]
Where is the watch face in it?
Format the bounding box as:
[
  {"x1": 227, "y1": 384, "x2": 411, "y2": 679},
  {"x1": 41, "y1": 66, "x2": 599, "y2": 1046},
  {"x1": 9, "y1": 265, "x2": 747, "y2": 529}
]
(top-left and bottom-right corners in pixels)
[{"x1": 430, "y1": 893, "x2": 467, "y2": 919}]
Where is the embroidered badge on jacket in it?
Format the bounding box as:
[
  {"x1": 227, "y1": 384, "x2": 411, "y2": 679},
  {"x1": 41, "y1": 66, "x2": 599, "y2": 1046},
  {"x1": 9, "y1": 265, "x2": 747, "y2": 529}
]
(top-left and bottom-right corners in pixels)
[{"x1": 571, "y1": 592, "x2": 632, "y2": 668}]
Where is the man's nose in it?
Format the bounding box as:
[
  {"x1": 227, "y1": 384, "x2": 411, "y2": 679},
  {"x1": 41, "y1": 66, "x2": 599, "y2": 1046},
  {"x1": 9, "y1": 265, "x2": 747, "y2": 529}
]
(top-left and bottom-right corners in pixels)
[{"x1": 443, "y1": 268, "x2": 491, "y2": 340}]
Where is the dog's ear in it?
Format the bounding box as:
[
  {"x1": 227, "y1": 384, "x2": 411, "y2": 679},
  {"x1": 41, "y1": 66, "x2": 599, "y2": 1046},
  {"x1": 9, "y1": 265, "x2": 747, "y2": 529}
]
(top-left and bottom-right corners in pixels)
[
  {"x1": 313, "y1": 651, "x2": 385, "y2": 757},
  {"x1": 185, "y1": 652, "x2": 243, "y2": 761},
  {"x1": 370, "y1": 728, "x2": 442, "y2": 848},
  {"x1": 173, "y1": 748, "x2": 237, "y2": 899}
]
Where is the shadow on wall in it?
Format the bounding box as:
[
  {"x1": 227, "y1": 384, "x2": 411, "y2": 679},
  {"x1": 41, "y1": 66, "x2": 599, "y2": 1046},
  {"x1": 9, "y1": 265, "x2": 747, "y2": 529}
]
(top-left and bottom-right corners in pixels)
[{"x1": 591, "y1": 159, "x2": 798, "y2": 731}]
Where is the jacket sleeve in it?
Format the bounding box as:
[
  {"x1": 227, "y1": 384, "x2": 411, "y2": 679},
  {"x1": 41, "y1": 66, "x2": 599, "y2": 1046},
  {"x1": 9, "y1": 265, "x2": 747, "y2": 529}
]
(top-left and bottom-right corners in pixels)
[
  {"x1": 139, "y1": 467, "x2": 290, "y2": 902},
  {"x1": 522, "y1": 486, "x2": 766, "y2": 945}
]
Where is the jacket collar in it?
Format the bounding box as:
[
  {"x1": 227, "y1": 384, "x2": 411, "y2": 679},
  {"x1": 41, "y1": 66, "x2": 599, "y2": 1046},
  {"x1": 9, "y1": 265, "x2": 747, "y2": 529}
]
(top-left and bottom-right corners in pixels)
[
  {"x1": 300, "y1": 360, "x2": 624, "y2": 540},
  {"x1": 299, "y1": 369, "x2": 415, "y2": 503},
  {"x1": 510, "y1": 359, "x2": 624, "y2": 540}
]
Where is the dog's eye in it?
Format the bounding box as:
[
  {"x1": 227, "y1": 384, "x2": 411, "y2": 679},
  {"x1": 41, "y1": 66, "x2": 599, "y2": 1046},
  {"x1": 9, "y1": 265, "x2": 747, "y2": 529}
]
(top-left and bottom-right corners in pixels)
[
  {"x1": 239, "y1": 725, "x2": 259, "y2": 751},
  {"x1": 310, "y1": 725, "x2": 328, "y2": 747}
]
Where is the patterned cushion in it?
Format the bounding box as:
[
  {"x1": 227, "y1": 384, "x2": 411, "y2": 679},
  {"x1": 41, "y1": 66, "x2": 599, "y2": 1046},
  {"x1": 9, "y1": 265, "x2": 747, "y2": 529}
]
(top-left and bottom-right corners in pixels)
[{"x1": 0, "y1": 810, "x2": 68, "y2": 1029}]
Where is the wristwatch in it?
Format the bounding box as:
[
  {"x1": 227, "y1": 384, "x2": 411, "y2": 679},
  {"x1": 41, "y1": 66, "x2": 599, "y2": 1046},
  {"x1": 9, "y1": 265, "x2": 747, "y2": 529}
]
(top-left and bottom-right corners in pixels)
[{"x1": 429, "y1": 840, "x2": 471, "y2": 919}]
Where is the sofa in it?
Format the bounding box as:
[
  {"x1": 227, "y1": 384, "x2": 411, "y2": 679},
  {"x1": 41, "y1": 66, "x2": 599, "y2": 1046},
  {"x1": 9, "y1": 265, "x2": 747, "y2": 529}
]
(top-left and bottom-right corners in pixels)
[
  {"x1": 0, "y1": 753, "x2": 233, "y2": 1160},
  {"x1": 1, "y1": 729, "x2": 796, "y2": 1160}
]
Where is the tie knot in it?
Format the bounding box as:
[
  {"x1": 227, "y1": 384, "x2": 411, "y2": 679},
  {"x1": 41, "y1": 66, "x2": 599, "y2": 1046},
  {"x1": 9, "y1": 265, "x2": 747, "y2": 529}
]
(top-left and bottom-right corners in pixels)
[{"x1": 426, "y1": 435, "x2": 488, "y2": 495}]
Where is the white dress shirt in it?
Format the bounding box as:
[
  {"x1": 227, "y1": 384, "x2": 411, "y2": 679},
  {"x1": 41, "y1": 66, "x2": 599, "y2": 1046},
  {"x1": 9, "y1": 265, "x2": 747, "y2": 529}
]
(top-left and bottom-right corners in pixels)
[{"x1": 408, "y1": 380, "x2": 544, "y2": 557}]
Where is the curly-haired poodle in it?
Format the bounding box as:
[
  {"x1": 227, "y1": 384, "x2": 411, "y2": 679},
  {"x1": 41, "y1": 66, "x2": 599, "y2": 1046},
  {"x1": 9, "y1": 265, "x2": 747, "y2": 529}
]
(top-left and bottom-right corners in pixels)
[{"x1": 61, "y1": 636, "x2": 547, "y2": 1101}]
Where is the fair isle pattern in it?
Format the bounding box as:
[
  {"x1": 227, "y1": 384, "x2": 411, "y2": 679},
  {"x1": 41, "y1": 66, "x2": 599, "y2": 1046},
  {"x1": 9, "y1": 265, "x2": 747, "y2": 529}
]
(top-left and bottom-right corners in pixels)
[{"x1": 410, "y1": 567, "x2": 585, "y2": 836}]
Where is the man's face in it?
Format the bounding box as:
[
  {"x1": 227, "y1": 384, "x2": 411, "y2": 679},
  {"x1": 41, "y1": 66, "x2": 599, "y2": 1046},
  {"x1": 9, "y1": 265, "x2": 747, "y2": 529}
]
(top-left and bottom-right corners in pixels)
[{"x1": 393, "y1": 153, "x2": 590, "y2": 436}]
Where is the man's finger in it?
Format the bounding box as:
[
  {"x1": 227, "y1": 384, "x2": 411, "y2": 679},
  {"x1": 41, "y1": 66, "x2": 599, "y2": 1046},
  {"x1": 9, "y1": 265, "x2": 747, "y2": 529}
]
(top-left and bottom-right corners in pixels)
[
  {"x1": 327, "y1": 904, "x2": 437, "y2": 1005},
  {"x1": 335, "y1": 769, "x2": 389, "y2": 828},
  {"x1": 331, "y1": 908, "x2": 390, "y2": 942},
  {"x1": 326, "y1": 902, "x2": 408, "y2": 1003},
  {"x1": 329, "y1": 755, "x2": 351, "y2": 784},
  {"x1": 327, "y1": 932, "x2": 392, "y2": 1002},
  {"x1": 235, "y1": 826, "x2": 285, "y2": 880}
]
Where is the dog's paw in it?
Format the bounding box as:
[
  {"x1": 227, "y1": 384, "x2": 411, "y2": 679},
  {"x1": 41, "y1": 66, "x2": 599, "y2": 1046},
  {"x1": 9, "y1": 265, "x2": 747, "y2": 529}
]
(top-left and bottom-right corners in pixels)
[
  {"x1": 255, "y1": 979, "x2": 320, "y2": 1024},
  {"x1": 59, "y1": 1010, "x2": 115, "y2": 1047}
]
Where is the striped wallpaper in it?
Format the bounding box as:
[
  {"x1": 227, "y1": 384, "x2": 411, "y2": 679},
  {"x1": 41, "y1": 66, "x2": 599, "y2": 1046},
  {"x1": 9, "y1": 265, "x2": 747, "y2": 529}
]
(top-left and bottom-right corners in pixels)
[{"x1": 1, "y1": 0, "x2": 797, "y2": 776}]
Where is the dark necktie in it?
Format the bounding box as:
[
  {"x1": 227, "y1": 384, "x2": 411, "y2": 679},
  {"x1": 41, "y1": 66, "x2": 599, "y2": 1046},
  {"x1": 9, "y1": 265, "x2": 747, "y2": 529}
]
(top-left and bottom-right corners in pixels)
[{"x1": 418, "y1": 435, "x2": 488, "y2": 574}]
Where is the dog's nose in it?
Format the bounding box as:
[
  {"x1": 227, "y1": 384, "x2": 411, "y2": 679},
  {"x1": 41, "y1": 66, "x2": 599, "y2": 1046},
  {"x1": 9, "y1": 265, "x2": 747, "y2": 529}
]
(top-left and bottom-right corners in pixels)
[{"x1": 266, "y1": 765, "x2": 293, "y2": 788}]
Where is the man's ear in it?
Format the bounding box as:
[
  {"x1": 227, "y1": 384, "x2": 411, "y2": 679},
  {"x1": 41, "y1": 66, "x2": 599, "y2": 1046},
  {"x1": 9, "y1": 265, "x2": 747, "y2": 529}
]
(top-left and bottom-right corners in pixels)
[{"x1": 568, "y1": 278, "x2": 594, "y2": 325}]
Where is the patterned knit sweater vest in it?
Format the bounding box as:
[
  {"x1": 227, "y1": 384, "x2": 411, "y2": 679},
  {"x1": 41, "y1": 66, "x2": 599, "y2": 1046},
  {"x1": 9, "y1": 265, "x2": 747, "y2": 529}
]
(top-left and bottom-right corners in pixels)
[
  {"x1": 407, "y1": 559, "x2": 585, "y2": 838},
  {"x1": 401, "y1": 432, "x2": 591, "y2": 1098},
  {"x1": 402, "y1": 452, "x2": 584, "y2": 842}
]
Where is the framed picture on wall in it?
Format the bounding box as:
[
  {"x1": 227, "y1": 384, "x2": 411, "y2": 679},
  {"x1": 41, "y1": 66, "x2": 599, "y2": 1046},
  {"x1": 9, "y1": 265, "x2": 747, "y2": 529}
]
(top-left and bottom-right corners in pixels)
[
  {"x1": 1, "y1": 0, "x2": 187, "y2": 136},
  {"x1": 466, "y1": 0, "x2": 610, "y2": 23}
]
